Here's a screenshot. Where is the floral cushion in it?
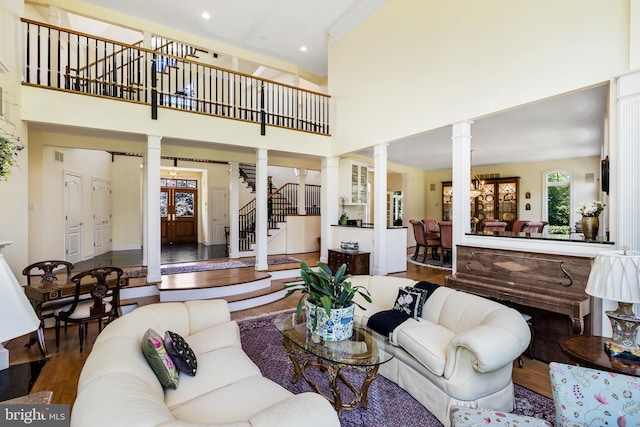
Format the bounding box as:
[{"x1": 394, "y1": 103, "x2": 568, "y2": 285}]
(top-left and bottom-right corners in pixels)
[
  {"x1": 449, "y1": 405, "x2": 552, "y2": 426},
  {"x1": 393, "y1": 288, "x2": 423, "y2": 318},
  {"x1": 141, "y1": 328, "x2": 179, "y2": 389},
  {"x1": 164, "y1": 330, "x2": 197, "y2": 376},
  {"x1": 549, "y1": 361, "x2": 640, "y2": 427}
]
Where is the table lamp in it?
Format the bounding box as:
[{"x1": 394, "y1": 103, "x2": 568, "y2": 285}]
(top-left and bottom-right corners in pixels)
[
  {"x1": 585, "y1": 248, "x2": 640, "y2": 360},
  {"x1": 0, "y1": 242, "x2": 40, "y2": 371}
]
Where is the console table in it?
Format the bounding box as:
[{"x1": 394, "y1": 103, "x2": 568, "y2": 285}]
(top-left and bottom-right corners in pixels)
[
  {"x1": 559, "y1": 335, "x2": 640, "y2": 376},
  {"x1": 327, "y1": 249, "x2": 370, "y2": 275}
]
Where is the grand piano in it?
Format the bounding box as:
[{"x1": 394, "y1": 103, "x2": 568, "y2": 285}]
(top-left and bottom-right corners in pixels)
[{"x1": 446, "y1": 245, "x2": 594, "y2": 363}]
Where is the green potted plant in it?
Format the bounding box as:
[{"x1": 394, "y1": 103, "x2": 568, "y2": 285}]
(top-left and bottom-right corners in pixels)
[
  {"x1": 0, "y1": 135, "x2": 23, "y2": 181},
  {"x1": 284, "y1": 261, "x2": 372, "y2": 341}
]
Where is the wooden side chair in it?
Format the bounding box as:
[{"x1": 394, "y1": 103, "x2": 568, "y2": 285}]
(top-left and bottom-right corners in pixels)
[
  {"x1": 55, "y1": 266, "x2": 124, "y2": 353},
  {"x1": 438, "y1": 221, "x2": 453, "y2": 265},
  {"x1": 22, "y1": 260, "x2": 74, "y2": 347},
  {"x1": 521, "y1": 221, "x2": 548, "y2": 233},
  {"x1": 482, "y1": 220, "x2": 508, "y2": 232},
  {"x1": 410, "y1": 219, "x2": 441, "y2": 263}
]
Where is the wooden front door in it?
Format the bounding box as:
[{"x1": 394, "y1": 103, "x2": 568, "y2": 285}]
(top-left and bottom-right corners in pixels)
[{"x1": 161, "y1": 179, "x2": 198, "y2": 245}]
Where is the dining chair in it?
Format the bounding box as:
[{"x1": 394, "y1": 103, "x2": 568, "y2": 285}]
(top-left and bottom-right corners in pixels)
[
  {"x1": 511, "y1": 219, "x2": 530, "y2": 233},
  {"x1": 55, "y1": 266, "x2": 124, "y2": 353},
  {"x1": 410, "y1": 220, "x2": 441, "y2": 263},
  {"x1": 423, "y1": 219, "x2": 441, "y2": 259},
  {"x1": 22, "y1": 260, "x2": 75, "y2": 347},
  {"x1": 521, "y1": 221, "x2": 548, "y2": 233},
  {"x1": 438, "y1": 221, "x2": 453, "y2": 265},
  {"x1": 482, "y1": 220, "x2": 508, "y2": 232}
]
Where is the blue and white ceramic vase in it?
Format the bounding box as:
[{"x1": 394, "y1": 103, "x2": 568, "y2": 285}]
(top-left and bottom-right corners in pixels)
[{"x1": 305, "y1": 299, "x2": 354, "y2": 341}]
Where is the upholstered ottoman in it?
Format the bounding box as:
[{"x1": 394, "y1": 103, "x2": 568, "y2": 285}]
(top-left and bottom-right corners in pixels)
[{"x1": 450, "y1": 406, "x2": 552, "y2": 426}]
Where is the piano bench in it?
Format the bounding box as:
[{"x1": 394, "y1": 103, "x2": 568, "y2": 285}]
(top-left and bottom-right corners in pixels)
[{"x1": 518, "y1": 313, "x2": 535, "y2": 368}]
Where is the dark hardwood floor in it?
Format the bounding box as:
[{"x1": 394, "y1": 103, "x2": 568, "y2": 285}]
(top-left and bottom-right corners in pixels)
[{"x1": 4, "y1": 247, "x2": 553, "y2": 409}]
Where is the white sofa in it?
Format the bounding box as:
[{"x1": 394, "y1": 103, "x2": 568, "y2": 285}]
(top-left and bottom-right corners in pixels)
[
  {"x1": 349, "y1": 275, "x2": 531, "y2": 427},
  {"x1": 72, "y1": 299, "x2": 340, "y2": 427}
]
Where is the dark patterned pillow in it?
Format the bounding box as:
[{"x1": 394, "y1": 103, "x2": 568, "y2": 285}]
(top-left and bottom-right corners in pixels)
[
  {"x1": 141, "y1": 328, "x2": 179, "y2": 389},
  {"x1": 393, "y1": 288, "x2": 423, "y2": 318},
  {"x1": 405, "y1": 286, "x2": 429, "y2": 317},
  {"x1": 164, "y1": 331, "x2": 197, "y2": 376}
]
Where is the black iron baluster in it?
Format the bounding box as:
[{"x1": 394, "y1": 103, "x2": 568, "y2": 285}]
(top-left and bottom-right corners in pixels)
[
  {"x1": 36, "y1": 24, "x2": 41, "y2": 85},
  {"x1": 260, "y1": 81, "x2": 266, "y2": 135},
  {"x1": 151, "y1": 53, "x2": 157, "y2": 120}
]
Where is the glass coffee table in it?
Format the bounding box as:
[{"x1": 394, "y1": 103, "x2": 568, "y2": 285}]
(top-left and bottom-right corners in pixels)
[{"x1": 274, "y1": 311, "x2": 394, "y2": 415}]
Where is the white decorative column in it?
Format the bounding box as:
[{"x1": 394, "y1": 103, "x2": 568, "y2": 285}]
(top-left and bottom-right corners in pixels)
[
  {"x1": 615, "y1": 70, "x2": 640, "y2": 251},
  {"x1": 228, "y1": 162, "x2": 240, "y2": 259},
  {"x1": 451, "y1": 121, "x2": 473, "y2": 273},
  {"x1": 297, "y1": 169, "x2": 307, "y2": 215},
  {"x1": 145, "y1": 135, "x2": 162, "y2": 283},
  {"x1": 254, "y1": 149, "x2": 268, "y2": 271},
  {"x1": 373, "y1": 143, "x2": 388, "y2": 276},
  {"x1": 321, "y1": 157, "x2": 339, "y2": 263}
]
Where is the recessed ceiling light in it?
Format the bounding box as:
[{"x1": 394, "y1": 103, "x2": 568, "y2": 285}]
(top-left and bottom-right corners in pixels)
[
  {"x1": 300, "y1": 46, "x2": 307, "y2": 52},
  {"x1": 201, "y1": 12, "x2": 210, "y2": 19}
]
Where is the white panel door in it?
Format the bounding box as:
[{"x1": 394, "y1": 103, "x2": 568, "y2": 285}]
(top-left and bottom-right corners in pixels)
[
  {"x1": 92, "y1": 178, "x2": 112, "y2": 256},
  {"x1": 64, "y1": 171, "x2": 83, "y2": 264},
  {"x1": 211, "y1": 187, "x2": 227, "y2": 245}
]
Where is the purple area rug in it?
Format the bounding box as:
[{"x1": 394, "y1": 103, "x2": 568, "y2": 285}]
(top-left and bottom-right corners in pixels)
[
  {"x1": 239, "y1": 312, "x2": 555, "y2": 427},
  {"x1": 161, "y1": 257, "x2": 299, "y2": 274}
]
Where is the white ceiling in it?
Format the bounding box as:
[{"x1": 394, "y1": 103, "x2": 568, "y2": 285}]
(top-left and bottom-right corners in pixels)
[
  {"x1": 63, "y1": 2, "x2": 608, "y2": 171},
  {"x1": 77, "y1": 0, "x2": 386, "y2": 78},
  {"x1": 355, "y1": 84, "x2": 608, "y2": 171}
]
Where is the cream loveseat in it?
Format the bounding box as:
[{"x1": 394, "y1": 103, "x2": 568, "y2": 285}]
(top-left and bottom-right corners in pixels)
[
  {"x1": 72, "y1": 300, "x2": 340, "y2": 427},
  {"x1": 349, "y1": 275, "x2": 531, "y2": 427}
]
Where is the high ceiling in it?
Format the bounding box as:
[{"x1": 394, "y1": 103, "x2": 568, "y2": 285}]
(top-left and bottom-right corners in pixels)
[
  {"x1": 62, "y1": 2, "x2": 608, "y2": 171},
  {"x1": 77, "y1": 0, "x2": 386, "y2": 78}
]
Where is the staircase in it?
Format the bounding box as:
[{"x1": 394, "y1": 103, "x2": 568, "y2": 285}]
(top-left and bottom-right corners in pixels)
[{"x1": 238, "y1": 165, "x2": 299, "y2": 252}]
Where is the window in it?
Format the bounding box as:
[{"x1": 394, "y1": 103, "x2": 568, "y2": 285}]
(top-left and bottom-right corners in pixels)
[{"x1": 544, "y1": 171, "x2": 571, "y2": 234}]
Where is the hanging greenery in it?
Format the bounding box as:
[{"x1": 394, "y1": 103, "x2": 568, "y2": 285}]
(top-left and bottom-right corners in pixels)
[{"x1": 0, "y1": 135, "x2": 23, "y2": 181}]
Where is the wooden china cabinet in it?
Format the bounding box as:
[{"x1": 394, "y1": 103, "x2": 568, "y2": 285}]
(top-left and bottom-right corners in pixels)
[{"x1": 442, "y1": 177, "x2": 519, "y2": 227}]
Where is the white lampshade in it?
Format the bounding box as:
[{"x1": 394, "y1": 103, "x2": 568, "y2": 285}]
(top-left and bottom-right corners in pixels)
[
  {"x1": 0, "y1": 252, "x2": 40, "y2": 343},
  {"x1": 585, "y1": 250, "x2": 640, "y2": 304}
]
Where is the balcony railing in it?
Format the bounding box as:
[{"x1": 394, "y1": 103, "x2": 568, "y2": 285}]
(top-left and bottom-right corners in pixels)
[{"x1": 21, "y1": 19, "x2": 331, "y2": 136}]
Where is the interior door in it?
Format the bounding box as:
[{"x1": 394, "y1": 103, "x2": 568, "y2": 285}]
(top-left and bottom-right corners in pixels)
[
  {"x1": 64, "y1": 171, "x2": 83, "y2": 264},
  {"x1": 92, "y1": 178, "x2": 112, "y2": 256},
  {"x1": 161, "y1": 184, "x2": 198, "y2": 245},
  {"x1": 211, "y1": 187, "x2": 227, "y2": 245}
]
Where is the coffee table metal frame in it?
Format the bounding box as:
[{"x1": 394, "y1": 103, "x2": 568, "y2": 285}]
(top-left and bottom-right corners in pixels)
[{"x1": 274, "y1": 312, "x2": 393, "y2": 415}]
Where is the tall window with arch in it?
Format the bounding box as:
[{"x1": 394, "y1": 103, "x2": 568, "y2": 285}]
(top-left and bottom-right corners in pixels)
[{"x1": 544, "y1": 170, "x2": 571, "y2": 234}]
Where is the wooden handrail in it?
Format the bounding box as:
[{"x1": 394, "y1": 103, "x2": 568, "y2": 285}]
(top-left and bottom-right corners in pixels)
[{"x1": 21, "y1": 18, "x2": 330, "y2": 98}]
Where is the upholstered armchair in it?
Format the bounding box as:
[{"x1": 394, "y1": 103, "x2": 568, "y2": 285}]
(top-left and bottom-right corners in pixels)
[{"x1": 549, "y1": 361, "x2": 640, "y2": 426}]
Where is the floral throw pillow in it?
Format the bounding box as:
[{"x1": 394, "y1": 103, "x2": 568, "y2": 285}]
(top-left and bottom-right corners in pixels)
[
  {"x1": 141, "y1": 328, "x2": 179, "y2": 389},
  {"x1": 164, "y1": 331, "x2": 197, "y2": 376},
  {"x1": 393, "y1": 288, "x2": 422, "y2": 318}
]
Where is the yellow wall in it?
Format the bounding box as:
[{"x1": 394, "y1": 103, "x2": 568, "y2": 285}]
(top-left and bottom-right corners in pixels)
[
  {"x1": 328, "y1": 0, "x2": 629, "y2": 155},
  {"x1": 423, "y1": 156, "x2": 601, "y2": 224}
]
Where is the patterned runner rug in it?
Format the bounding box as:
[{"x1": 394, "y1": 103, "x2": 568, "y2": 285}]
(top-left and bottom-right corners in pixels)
[
  {"x1": 238, "y1": 312, "x2": 555, "y2": 427},
  {"x1": 123, "y1": 257, "x2": 300, "y2": 277}
]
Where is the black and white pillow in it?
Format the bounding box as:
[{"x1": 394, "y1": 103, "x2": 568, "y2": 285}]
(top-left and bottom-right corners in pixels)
[
  {"x1": 164, "y1": 331, "x2": 197, "y2": 376},
  {"x1": 393, "y1": 288, "x2": 423, "y2": 318}
]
